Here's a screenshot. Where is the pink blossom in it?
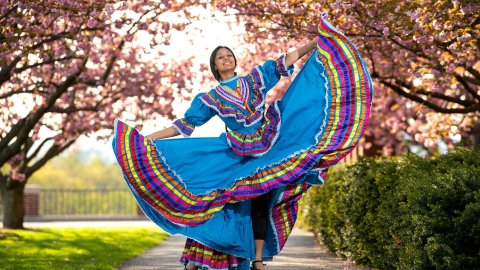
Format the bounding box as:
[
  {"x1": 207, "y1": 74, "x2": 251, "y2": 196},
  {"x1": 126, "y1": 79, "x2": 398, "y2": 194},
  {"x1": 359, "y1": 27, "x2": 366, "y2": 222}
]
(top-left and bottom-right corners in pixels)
[
  {"x1": 406, "y1": 9, "x2": 421, "y2": 20},
  {"x1": 461, "y1": 4, "x2": 477, "y2": 15},
  {"x1": 295, "y1": 8, "x2": 305, "y2": 15},
  {"x1": 87, "y1": 19, "x2": 97, "y2": 28},
  {"x1": 457, "y1": 34, "x2": 471, "y2": 43},
  {"x1": 91, "y1": 10, "x2": 101, "y2": 18},
  {"x1": 10, "y1": 167, "x2": 26, "y2": 182},
  {"x1": 382, "y1": 27, "x2": 389, "y2": 37},
  {"x1": 446, "y1": 64, "x2": 456, "y2": 73},
  {"x1": 105, "y1": 3, "x2": 115, "y2": 15},
  {"x1": 124, "y1": 34, "x2": 134, "y2": 42},
  {"x1": 137, "y1": 22, "x2": 149, "y2": 31},
  {"x1": 330, "y1": 3, "x2": 340, "y2": 11}
]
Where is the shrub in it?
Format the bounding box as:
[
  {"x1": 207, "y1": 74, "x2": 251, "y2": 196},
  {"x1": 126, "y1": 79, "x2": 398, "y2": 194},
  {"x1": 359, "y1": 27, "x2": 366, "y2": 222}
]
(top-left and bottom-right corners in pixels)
[{"x1": 298, "y1": 148, "x2": 480, "y2": 270}]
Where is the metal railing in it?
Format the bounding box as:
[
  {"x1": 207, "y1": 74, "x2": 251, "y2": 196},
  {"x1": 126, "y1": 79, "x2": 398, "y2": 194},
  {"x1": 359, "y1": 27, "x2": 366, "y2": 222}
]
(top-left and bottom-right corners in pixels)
[{"x1": 39, "y1": 188, "x2": 138, "y2": 216}]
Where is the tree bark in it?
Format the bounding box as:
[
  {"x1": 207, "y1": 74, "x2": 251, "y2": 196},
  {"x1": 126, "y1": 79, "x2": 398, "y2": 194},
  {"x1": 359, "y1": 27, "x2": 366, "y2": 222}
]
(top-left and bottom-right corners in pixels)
[
  {"x1": 469, "y1": 123, "x2": 480, "y2": 146},
  {"x1": 1, "y1": 180, "x2": 26, "y2": 229},
  {"x1": 362, "y1": 135, "x2": 384, "y2": 157}
]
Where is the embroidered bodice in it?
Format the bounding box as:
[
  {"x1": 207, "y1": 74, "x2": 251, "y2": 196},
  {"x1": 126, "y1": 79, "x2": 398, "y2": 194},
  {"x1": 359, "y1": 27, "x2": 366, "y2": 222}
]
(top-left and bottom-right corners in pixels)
[{"x1": 172, "y1": 54, "x2": 294, "y2": 156}]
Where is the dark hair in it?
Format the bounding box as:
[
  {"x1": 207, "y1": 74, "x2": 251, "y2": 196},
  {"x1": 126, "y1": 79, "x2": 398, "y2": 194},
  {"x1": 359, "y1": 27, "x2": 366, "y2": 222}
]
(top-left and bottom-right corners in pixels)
[{"x1": 210, "y1": 46, "x2": 237, "y2": 82}]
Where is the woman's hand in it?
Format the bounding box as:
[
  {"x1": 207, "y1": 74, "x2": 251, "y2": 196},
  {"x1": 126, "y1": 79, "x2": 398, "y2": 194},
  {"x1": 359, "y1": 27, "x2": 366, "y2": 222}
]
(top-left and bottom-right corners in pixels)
[
  {"x1": 145, "y1": 133, "x2": 159, "y2": 140},
  {"x1": 144, "y1": 126, "x2": 181, "y2": 140},
  {"x1": 285, "y1": 38, "x2": 318, "y2": 67}
]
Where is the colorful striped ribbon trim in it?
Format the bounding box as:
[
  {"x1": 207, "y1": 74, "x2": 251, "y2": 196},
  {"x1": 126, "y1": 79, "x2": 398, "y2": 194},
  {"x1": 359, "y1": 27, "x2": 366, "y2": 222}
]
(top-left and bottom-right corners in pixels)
[
  {"x1": 226, "y1": 100, "x2": 281, "y2": 157},
  {"x1": 271, "y1": 182, "x2": 310, "y2": 251},
  {"x1": 201, "y1": 76, "x2": 265, "y2": 127},
  {"x1": 172, "y1": 118, "x2": 195, "y2": 137},
  {"x1": 275, "y1": 54, "x2": 293, "y2": 77},
  {"x1": 311, "y1": 12, "x2": 373, "y2": 169},
  {"x1": 180, "y1": 238, "x2": 241, "y2": 270}
]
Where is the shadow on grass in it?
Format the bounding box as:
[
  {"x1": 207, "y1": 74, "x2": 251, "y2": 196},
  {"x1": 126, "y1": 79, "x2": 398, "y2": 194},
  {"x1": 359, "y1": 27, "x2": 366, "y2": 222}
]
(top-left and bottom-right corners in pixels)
[{"x1": 0, "y1": 227, "x2": 168, "y2": 270}]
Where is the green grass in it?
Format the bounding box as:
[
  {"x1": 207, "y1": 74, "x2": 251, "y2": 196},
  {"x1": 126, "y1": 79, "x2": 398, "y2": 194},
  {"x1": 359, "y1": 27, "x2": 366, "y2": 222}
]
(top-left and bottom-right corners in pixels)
[{"x1": 0, "y1": 227, "x2": 169, "y2": 270}]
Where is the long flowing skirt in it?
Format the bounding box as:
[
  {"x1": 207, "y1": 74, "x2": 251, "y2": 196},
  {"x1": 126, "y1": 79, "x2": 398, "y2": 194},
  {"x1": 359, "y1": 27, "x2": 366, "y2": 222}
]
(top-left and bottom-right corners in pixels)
[{"x1": 112, "y1": 13, "x2": 373, "y2": 270}]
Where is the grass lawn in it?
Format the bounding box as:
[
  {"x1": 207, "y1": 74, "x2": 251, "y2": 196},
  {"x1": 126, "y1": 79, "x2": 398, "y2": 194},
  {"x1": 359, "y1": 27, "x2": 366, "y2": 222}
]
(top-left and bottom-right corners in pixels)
[{"x1": 0, "y1": 227, "x2": 169, "y2": 270}]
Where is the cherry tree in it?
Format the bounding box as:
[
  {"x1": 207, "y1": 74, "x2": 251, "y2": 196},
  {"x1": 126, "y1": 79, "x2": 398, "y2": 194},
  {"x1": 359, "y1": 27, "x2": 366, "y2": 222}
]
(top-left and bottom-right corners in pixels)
[
  {"x1": 0, "y1": 0, "x2": 207, "y2": 228},
  {"x1": 2, "y1": 0, "x2": 478, "y2": 229},
  {"x1": 213, "y1": 0, "x2": 479, "y2": 154}
]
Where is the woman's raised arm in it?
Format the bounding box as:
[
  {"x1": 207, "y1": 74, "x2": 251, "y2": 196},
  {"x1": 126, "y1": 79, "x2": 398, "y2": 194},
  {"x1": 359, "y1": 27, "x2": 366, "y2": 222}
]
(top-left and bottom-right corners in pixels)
[
  {"x1": 285, "y1": 38, "x2": 318, "y2": 67},
  {"x1": 146, "y1": 126, "x2": 180, "y2": 140}
]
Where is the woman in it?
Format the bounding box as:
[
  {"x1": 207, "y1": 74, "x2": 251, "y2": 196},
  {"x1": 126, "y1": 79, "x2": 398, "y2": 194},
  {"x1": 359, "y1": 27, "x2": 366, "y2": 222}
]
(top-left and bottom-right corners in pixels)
[{"x1": 112, "y1": 13, "x2": 373, "y2": 270}]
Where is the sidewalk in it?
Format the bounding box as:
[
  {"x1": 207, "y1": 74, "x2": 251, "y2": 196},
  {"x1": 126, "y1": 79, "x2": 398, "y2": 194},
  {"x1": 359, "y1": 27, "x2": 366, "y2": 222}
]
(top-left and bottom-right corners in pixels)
[
  {"x1": 119, "y1": 229, "x2": 369, "y2": 270},
  {"x1": 20, "y1": 221, "x2": 368, "y2": 269}
]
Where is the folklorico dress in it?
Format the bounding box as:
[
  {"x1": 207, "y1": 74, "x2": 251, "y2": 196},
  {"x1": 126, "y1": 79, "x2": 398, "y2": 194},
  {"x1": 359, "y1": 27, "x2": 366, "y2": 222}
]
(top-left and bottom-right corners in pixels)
[{"x1": 112, "y1": 14, "x2": 373, "y2": 270}]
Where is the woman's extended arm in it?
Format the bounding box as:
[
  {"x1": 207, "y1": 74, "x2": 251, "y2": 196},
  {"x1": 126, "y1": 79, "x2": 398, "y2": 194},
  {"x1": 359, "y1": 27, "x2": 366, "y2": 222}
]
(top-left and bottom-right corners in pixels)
[
  {"x1": 146, "y1": 126, "x2": 180, "y2": 140},
  {"x1": 285, "y1": 38, "x2": 318, "y2": 67}
]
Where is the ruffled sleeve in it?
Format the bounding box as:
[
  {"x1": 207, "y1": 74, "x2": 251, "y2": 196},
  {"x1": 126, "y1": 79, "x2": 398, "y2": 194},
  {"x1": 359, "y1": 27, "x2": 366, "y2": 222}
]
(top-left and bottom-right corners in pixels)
[
  {"x1": 172, "y1": 93, "x2": 216, "y2": 137},
  {"x1": 247, "y1": 54, "x2": 294, "y2": 95}
]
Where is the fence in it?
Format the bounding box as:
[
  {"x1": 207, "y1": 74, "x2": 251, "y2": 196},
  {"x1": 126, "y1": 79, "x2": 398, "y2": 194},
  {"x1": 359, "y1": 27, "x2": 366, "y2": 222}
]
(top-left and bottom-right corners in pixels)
[
  {"x1": 338, "y1": 140, "x2": 364, "y2": 165},
  {"x1": 0, "y1": 187, "x2": 141, "y2": 217},
  {"x1": 40, "y1": 188, "x2": 138, "y2": 216}
]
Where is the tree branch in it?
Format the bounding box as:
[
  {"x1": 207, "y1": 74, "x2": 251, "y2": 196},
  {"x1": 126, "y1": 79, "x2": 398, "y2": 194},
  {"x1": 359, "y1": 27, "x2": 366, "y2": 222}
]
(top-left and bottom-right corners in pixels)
[
  {"x1": 0, "y1": 33, "x2": 70, "y2": 86},
  {"x1": 455, "y1": 74, "x2": 480, "y2": 101},
  {"x1": 0, "y1": 119, "x2": 26, "y2": 154},
  {"x1": 25, "y1": 137, "x2": 54, "y2": 164},
  {"x1": 381, "y1": 79, "x2": 480, "y2": 114},
  {"x1": 0, "y1": 89, "x2": 34, "y2": 99},
  {"x1": 467, "y1": 67, "x2": 480, "y2": 82},
  {"x1": 462, "y1": 75, "x2": 480, "y2": 86},
  {"x1": 13, "y1": 55, "x2": 84, "y2": 74},
  {"x1": 389, "y1": 74, "x2": 477, "y2": 107},
  {"x1": 0, "y1": 58, "x2": 86, "y2": 166},
  {"x1": 24, "y1": 139, "x2": 76, "y2": 177},
  {"x1": 49, "y1": 105, "x2": 99, "y2": 113},
  {"x1": 0, "y1": 4, "x2": 18, "y2": 22}
]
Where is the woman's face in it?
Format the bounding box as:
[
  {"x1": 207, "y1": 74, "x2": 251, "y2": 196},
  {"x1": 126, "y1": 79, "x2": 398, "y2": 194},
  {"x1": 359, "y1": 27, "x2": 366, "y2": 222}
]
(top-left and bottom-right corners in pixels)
[{"x1": 214, "y1": 48, "x2": 235, "y2": 73}]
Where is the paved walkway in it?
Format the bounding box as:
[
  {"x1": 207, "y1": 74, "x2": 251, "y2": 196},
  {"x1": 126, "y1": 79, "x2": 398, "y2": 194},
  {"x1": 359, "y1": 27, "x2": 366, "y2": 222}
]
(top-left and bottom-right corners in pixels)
[
  {"x1": 20, "y1": 221, "x2": 367, "y2": 270},
  {"x1": 119, "y1": 229, "x2": 368, "y2": 270}
]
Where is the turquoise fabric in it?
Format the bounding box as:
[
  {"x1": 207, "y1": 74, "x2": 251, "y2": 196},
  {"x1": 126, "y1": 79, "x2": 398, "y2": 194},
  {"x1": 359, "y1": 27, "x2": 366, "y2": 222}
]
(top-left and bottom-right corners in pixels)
[{"x1": 130, "y1": 52, "x2": 327, "y2": 260}]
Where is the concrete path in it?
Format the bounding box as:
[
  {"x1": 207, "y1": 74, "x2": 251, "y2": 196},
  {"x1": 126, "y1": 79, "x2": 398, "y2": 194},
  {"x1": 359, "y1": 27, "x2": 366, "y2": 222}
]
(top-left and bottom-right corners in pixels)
[
  {"x1": 19, "y1": 221, "x2": 368, "y2": 269},
  {"x1": 119, "y1": 229, "x2": 368, "y2": 270}
]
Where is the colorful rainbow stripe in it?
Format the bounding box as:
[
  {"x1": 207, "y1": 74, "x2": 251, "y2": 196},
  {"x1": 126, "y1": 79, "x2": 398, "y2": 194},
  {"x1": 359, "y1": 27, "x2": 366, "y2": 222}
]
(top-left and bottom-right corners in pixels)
[
  {"x1": 201, "y1": 76, "x2": 265, "y2": 127},
  {"x1": 271, "y1": 183, "x2": 310, "y2": 251},
  {"x1": 213, "y1": 78, "x2": 250, "y2": 110},
  {"x1": 226, "y1": 101, "x2": 281, "y2": 156},
  {"x1": 245, "y1": 65, "x2": 266, "y2": 93},
  {"x1": 180, "y1": 238, "x2": 241, "y2": 270},
  {"x1": 173, "y1": 118, "x2": 195, "y2": 137},
  {"x1": 114, "y1": 120, "x2": 321, "y2": 226},
  {"x1": 311, "y1": 13, "x2": 373, "y2": 169},
  {"x1": 275, "y1": 54, "x2": 293, "y2": 77}
]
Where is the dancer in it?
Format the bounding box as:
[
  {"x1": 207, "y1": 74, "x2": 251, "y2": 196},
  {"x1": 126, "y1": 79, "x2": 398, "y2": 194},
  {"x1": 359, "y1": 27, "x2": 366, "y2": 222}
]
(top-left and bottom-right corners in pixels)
[{"x1": 112, "y1": 13, "x2": 373, "y2": 270}]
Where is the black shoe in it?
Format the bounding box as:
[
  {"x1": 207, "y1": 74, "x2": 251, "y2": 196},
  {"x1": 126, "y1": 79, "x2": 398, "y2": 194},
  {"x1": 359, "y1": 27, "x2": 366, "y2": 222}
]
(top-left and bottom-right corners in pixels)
[{"x1": 250, "y1": 260, "x2": 266, "y2": 270}]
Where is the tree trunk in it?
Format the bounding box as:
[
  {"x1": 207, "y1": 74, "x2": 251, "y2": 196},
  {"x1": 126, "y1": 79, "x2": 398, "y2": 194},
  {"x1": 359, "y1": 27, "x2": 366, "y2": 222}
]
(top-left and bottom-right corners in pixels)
[
  {"x1": 362, "y1": 134, "x2": 384, "y2": 157},
  {"x1": 469, "y1": 123, "x2": 480, "y2": 146},
  {"x1": 2, "y1": 181, "x2": 26, "y2": 229}
]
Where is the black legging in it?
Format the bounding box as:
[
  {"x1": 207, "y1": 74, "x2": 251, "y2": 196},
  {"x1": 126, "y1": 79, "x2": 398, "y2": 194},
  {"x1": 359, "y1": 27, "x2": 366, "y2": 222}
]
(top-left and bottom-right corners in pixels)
[{"x1": 251, "y1": 193, "x2": 269, "y2": 240}]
